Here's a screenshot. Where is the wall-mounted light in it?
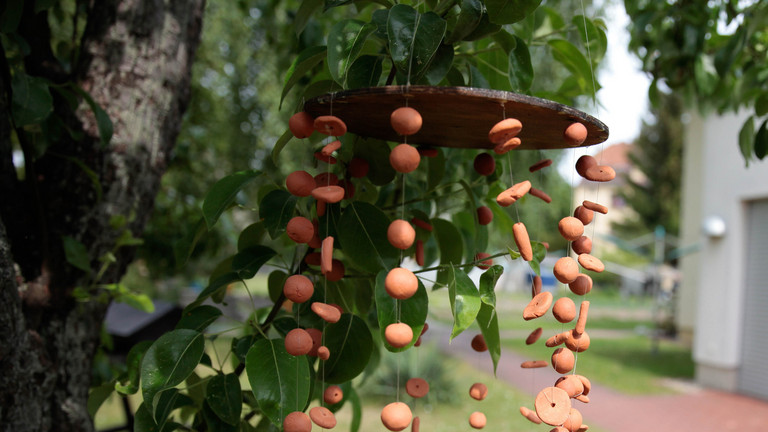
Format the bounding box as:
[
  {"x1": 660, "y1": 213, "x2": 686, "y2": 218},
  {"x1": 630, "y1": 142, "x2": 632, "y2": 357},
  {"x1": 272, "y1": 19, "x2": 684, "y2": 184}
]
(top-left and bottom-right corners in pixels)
[{"x1": 702, "y1": 215, "x2": 726, "y2": 238}]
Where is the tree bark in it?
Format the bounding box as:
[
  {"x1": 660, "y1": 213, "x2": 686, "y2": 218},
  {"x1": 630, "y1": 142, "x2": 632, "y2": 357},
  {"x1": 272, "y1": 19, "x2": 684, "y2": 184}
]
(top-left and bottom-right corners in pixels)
[{"x1": 0, "y1": 1, "x2": 205, "y2": 431}]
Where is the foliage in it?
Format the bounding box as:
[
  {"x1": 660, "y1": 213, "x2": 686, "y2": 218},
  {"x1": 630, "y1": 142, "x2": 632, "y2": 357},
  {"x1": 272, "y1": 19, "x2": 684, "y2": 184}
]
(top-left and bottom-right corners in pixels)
[{"x1": 624, "y1": 0, "x2": 768, "y2": 164}]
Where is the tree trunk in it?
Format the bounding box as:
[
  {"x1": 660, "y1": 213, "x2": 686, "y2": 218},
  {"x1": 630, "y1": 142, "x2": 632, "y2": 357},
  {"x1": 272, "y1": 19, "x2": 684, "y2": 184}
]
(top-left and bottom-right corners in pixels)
[{"x1": 0, "y1": 1, "x2": 205, "y2": 430}]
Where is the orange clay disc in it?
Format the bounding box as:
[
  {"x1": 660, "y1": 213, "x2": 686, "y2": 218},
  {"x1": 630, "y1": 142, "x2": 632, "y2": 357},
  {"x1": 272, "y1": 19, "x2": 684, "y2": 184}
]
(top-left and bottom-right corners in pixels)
[
  {"x1": 572, "y1": 236, "x2": 592, "y2": 255},
  {"x1": 385, "y1": 267, "x2": 419, "y2": 300},
  {"x1": 575, "y1": 155, "x2": 597, "y2": 178},
  {"x1": 573, "y1": 206, "x2": 594, "y2": 225},
  {"x1": 314, "y1": 115, "x2": 347, "y2": 136},
  {"x1": 488, "y1": 118, "x2": 522, "y2": 144},
  {"x1": 289, "y1": 111, "x2": 315, "y2": 139},
  {"x1": 555, "y1": 375, "x2": 585, "y2": 398},
  {"x1": 477, "y1": 206, "x2": 493, "y2": 225},
  {"x1": 578, "y1": 254, "x2": 605, "y2": 273},
  {"x1": 391, "y1": 107, "x2": 423, "y2": 136},
  {"x1": 529, "y1": 158, "x2": 553, "y2": 172},
  {"x1": 562, "y1": 408, "x2": 583, "y2": 432},
  {"x1": 385, "y1": 323, "x2": 413, "y2": 348},
  {"x1": 496, "y1": 180, "x2": 531, "y2": 207},
  {"x1": 552, "y1": 297, "x2": 577, "y2": 323},
  {"x1": 310, "y1": 406, "x2": 337, "y2": 429},
  {"x1": 388, "y1": 219, "x2": 416, "y2": 250},
  {"x1": 471, "y1": 334, "x2": 488, "y2": 352},
  {"x1": 565, "y1": 330, "x2": 590, "y2": 352},
  {"x1": 311, "y1": 185, "x2": 345, "y2": 203},
  {"x1": 286, "y1": 170, "x2": 316, "y2": 197},
  {"x1": 325, "y1": 259, "x2": 345, "y2": 282},
  {"x1": 286, "y1": 217, "x2": 314, "y2": 244},
  {"x1": 381, "y1": 402, "x2": 412, "y2": 431},
  {"x1": 314, "y1": 172, "x2": 339, "y2": 186},
  {"x1": 311, "y1": 302, "x2": 342, "y2": 323},
  {"x1": 493, "y1": 136, "x2": 522, "y2": 154},
  {"x1": 523, "y1": 291, "x2": 553, "y2": 320},
  {"x1": 564, "y1": 122, "x2": 588, "y2": 146},
  {"x1": 285, "y1": 328, "x2": 313, "y2": 356},
  {"x1": 305, "y1": 328, "x2": 322, "y2": 357},
  {"x1": 406, "y1": 377, "x2": 430, "y2": 398},
  {"x1": 520, "y1": 406, "x2": 542, "y2": 424},
  {"x1": 469, "y1": 412, "x2": 487, "y2": 429},
  {"x1": 411, "y1": 416, "x2": 420, "y2": 432},
  {"x1": 521, "y1": 360, "x2": 549, "y2": 368},
  {"x1": 584, "y1": 165, "x2": 616, "y2": 182},
  {"x1": 283, "y1": 275, "x2": 314, "y2": 304},
  {"x1": 469, "y1": 382, "x2": 488, "y2": 400},
  {"x1": 284, "y1": 411, "x2": 312, "y2": 432},
  {"x1": 349, "y1": 157, "x2": 369, "y2": 178},
  {"x1": 317, "y1": 346, "x2": 330, "y2": 360},
  {"x1": 526, "y1": 327, "x2": 543, "y2": 345},
  {"x1": 551, "y1": 347, "x2": 576, "y2": 374},
  {"x1": 390, "y1": 143, "x2": 421, "y2": 173},
  {"x1": 554, "y1": 257, "x2": 580, "y2": 284},
  {"x1": 324, "y1": 385, "x2": 343, "y2": 405},
  {"x1": 534, "y1": 387, "x2": 572, "y2": 426},
  {"x1": 321, "y1": 139, "x2": 341, "y2": 157},
  {"x1": 513, "y1": 222, "x2": 533, "y2": 261},
  {"x1": 558, "y1": 216, "x2": 584, "y2": 241},
  {"x1": 569, "y1": 274, "x2": 592, "y2": 296},
  {"x1": 474, "y1": 252, "x2": 493, "y2": 270},
  {"x1": 474, "y1": 153, "x2": 496, "y2": 176}
]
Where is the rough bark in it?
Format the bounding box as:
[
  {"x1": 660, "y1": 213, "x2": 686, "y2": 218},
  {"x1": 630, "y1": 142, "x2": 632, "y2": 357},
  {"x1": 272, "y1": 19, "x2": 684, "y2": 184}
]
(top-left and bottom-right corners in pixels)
[{"x1": 0, "y1": 1, "x2": 205, "y2": 431}]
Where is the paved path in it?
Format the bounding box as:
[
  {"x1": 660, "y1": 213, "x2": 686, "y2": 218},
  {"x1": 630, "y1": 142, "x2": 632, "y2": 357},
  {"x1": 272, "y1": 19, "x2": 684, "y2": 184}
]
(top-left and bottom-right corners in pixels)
[{"x1": 433, "y1": 325, "x2": 768, "y2": 432}]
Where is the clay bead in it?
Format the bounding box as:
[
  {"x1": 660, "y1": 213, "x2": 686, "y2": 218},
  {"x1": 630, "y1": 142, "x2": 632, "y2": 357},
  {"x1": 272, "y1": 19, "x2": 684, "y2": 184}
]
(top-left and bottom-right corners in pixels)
[
  {"x1": 385, "y1": 267, "x2": 419, "y2": 300},
  {"x1": 312, "y1": 185, "x2": 345, "y2": 203},
  {"x1": 520, "y1": 406, "x2": 542, "y2": 424},
  {"x1": 493, "y1": 136, "x2": 522, "y2": 154},
  {"x1": 564, "y1": 122, "x2": 588, "y2": 146},
  {"x1": 562, "y1": 408, "x2": 583, "y2": 432},
  {"x1": 489, "y1": 118, "x2": 523, "y2": 144},
  {"x1": 532, "y1": 275, "x2": 542, "y2": 297},
  {"x1": 513, "y1": 222, "x2": 533, "y2": 261},
  {"x1": 321, "y1": 139, "x2": 342, "y2": 156},
  {"x1": 572, "y1": 236, "x2": 593, "y2": 255},
  {"x1": 286, "y1": 170, "x2": 316, "y2": 197},
  {"x1": 534, "y1": 387, "x2": 571, "y2": 426},
  {"x1": 305, "y1": 252, "x2": 321, "y2": 266},
  {"x1": 410, "y1": 218, "x2": 433, "y2": 231},
  {"x1": 283, "y1": 275, "x2": 314, "y2": 304},
  {"x1": 314, "y1": 172, "x2": 338, "y2": 186},
  {"x1": 415, "y1": 240, "x2": 424, "y2": 266},
  {"x1": 469, "y1": 383, "x2": 488, "y2": 400},
  {"x1": 555, "y1": 375, "x2": 585, "y2": 398},
  {"x1": 474, "y1": 252, "x2": 493, "y2": 270},
  {"x1": 526, "y1": 327, "x2": 543, "y2": 345},
  {"x1": 317, "y1": 346, "x2": 330, "y2": 360},
  {"x1": 545, "y1": 331, "x2": 570, "y2": 348},
  {"x1": 469, "y1": 412, "x2": 486, "y2": 429},
  {"x1": 349, "y1": 157, "x2": 369, "y2": 178},
  {"x1": 575, "y1": 301, "x2": 590, "y2": 335},
  {"x1": 406, "y1": 377, "x2": 430, "y2": 398},
  {"x1": 325, "y1": 259, "x2": 345, "y2": 282},
  {"x1": 381, "y1": 402, "x2": 412, "y2": 432},
  {"x1": 285, "y1": 328, "x2": 313, "y2": 356},
  {"x1": 524, "y1": 291, "x2": 553, "y2": 320},
  {"x1": 284, "y1": 411, "x2": 312, "y2": 432},
  {"x1": 388, "y1": 219, "x2": 416, "y2": 250},
  {"x1": 551, "y1": 347, "x2": 576, "y2": 374},
  {"x1": 321, "y1": 236, "x2": 334, "y2": 275},
  {"x1": 418, "y1": 147, "x2": 438, "y2": 157},
  {"x1": 521, "y1": 360, "x2": 549, "y2": 368},
  {"x1": 385, "y1": 323, "x2": 413, "y2": 348},
  {"x1": 311, "y1": 302, "x2": 342, "y2": 323},
  {"x1": 314, "y1": 115, "x2": 347, "y2": 136},
  {"x1": 496, "y1": 180, "x2": 532, "y2": 207},
  {"x1": 309, "y1": 406, "x2": 337, "y2": 429},
  {"x1": 412, "y1": 416, "x2": 420, "y2": 432},
  {"x1": 568, "y1": 274, "x2": 593, "y2": 296},
  {"x1": 552, "y1": 297, "x2": 577, "y2": 323},
  {"x1": 477, "y1": 206, "x2": 493, "y2": 225},
  {"x1": 582, "y1": 200, "x2": 608, "y2": 214},
  {"x1": 391, "y1": 107, "x2": 422, "y2": 136},
  {"x1": 565, "y1": 330, "x2": 590, "y2": 352},
  {"x1": 471, "y1": 334, "x2": 488, "y2": 352},
  {"x1": 578, "y1": 254, "x2": 605, "y2": 273},
  {"x1": 390, "y1": 143, "x2": 421, "y2": 173},
  {"x1": 558, "y1": 216, "x2": 585, "y2": 241},
  {"x1": 554, "y1": 257, "x2": 580, "y2": 284},
  {"x1": 305, "y1": 328, "x2": 322, "y2": 356},
  {"x1": 286, "y1": 217, "x2": 314, "y2": 244},
  {"x1": 573, "y1": 206, "x2": 594, "y2": 225},
  {"x1": 289, "y1": 112, "x2": 315, "y2": 139},
  {"x1": 530, "y1": 187, "x2": 552, "y2": 203},
  {"x1": 314, "y1": 151, "x2": 337, "y2": 164},
  {"x1": 575, "y1": 155, "x2": 597, "y2": 178},
  {"x1": 529, "y1": 158, "x2": 553, "y2": 172},
  {"x1": 584, "y1": 165, "x2": 616, "y2": 182},
  {"x1": 576, "y1": 375, "x2": 591, "y2": 396},
  {"x1": 474, "y1": 153, "x2": 496, "y2": 176}
]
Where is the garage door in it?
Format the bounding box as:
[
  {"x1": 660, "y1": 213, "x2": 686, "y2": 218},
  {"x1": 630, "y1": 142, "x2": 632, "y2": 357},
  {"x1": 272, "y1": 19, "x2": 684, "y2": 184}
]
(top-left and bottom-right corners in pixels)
[{"x1": 739, "y1": 199, "x2": 768, "y2": 400}]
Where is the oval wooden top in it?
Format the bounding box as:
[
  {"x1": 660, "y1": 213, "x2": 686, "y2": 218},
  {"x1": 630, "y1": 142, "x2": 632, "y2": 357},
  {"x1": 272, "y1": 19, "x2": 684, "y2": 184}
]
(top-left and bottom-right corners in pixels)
[{"x1": 303, "y1": 86, "x2": 609, "y2": 150}]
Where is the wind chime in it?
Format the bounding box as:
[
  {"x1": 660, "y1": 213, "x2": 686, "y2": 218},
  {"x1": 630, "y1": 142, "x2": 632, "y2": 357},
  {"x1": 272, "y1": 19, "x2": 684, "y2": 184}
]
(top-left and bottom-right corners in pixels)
[{"x1": 279, "y1": 85, "x2": 610, "y2": 432}]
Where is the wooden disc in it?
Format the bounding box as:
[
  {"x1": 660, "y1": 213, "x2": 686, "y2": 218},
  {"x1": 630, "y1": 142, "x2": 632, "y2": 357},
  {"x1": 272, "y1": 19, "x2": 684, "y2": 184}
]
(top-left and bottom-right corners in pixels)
[
  {"x1": 304, "y1": 86, "x2": 608, "y2": 150},
  {"x1": 534, "y1": 387, "x2": 572, "y2": 426}
]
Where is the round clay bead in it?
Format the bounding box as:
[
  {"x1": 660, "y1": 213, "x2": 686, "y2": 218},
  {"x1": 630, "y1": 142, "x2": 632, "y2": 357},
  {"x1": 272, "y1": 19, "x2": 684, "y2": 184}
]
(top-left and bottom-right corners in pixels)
[
  {"x1": 385, "y1": 323, "x2": 413, "y2": 348},
  {"x1": 488, "y1": 118, "x2": 522, "y2": 144},
  {"x1": 469, "y1": 382, "x2": 488, "y2": 401},
  {"x1": 523, "y1": 291, "x2": 553, "y2": 320},
  {"x1": 568, "y1": 274, "x2": 593, "y2": 296},
  {"x1": 575, "y1": 155, "x2": 597, "y2": 178},
  {"x1": 474, "y1": 153, "x2": 496, "y2": 176},
  {"x1": 564, "y1": 122, "x2": 588, "y2": 146},
  {"x1": 305, "y1": 252, "x2": 321, "y2": 266},
  {"x1": 534, "y1": 387, "x2": 571, "y2": 426},
  {"x1": 283, "y1": 275, "x2": 314, "y2": 304},
  {"x1": 391, "y1": 107, "x2": 423, "y2": 136},
  {"x1": 285, "y1": 328, "x2": 313, "y2": 356},
  {"x1": 572, "y1": 236, "x2": 592, "y2": 255},
  {"x1": 562, "y1": 408, "x2": 583, "y2": 432},
  {"x1": 520, "y1": 406, "x2": 542, "y2": 424},
  {"x1": 555, "y1": 375, "x2": 585, "y2": 398},
  {"x1": 314, "y1": 115, "x2": 347, "y2": 136},
  {"x1": 311, "y1": 302, "x2": 342, "y2": 323},
  {"x1": 554, "y1": 257, "x2": 580, "y2": 284},
  {"x1": 349, "y1": 157, "x2": 369, "y2": 178},
  {"x1": 558, "y1": 217, "x2": 585, "y2": 241},
  {"x1": 406, "y1": 377, "x2": 429, "y2": 398},
  {"x1": 286, "y1": 170, "x2": 316, "y2": 197},
  {"x1": 474, "y1": 253, "x2": 492, "y2": 270},
  {"x1": 513, "y1": 222, "x2": 533, "y2": 261},
  {"x1": 385, "y1": 267, "x2": 419, "y2": 300},
  {"x1": 477, "y1": 206, "x2": 493, "y2": 225},
  {"x1": 552, "y1": 297, "x2": 577, "y2": 323},
  {"x1": 286, "y1": 217, "x2": 314, "y2": 244},
  {"x1": 551, "y1": 347, "x2": 576, "y2": 374},
  {"x1": 469, "y1": 411, "x2": 487, "y2": 429},
  {"x1": 578, "y1": 254, "x2": 605, "y2": 273},
  {"x1": 390, "y1": 143, "x2": 421, "y2": 173},
  {"x1": 284, "y1": 411, "x2": 312, "y2": 432},
  {"x1": 471, "y1": 334, "x2": 488, "y2": 352},
  {"x1": 573, "y1": 206, "x2": 594, "y2": 225},
  {"x1": 381, "y1": 402, "x2": 412, "y2": 431},
  {"x1": 288, "y1": 112, "x2": 315, "y2": 139},
  {"x1": 388, "y1": 219, "x2": 416, "y2": 250},
  {"x1": 323, "y1": 385, "x2": 344, "y2": 405},
  {"x1": 310, "y1": 406, "x2": 337, "y2": 429},
  {"x1": 526, "y1": 327, "x2": 543, "y2": 345},
  {"x1": 325, "y1": 259, "x2": 345, "y2": 282},
  {"x1": 584, "y1": 165, "x2": 616, "y2": 182},
  {"x1": 317, "y1": 346, "x2": 330, "y2": 360},
  {"x1": 305, "y1": 328, "x2": 322, "y2": 357},
  {"x1": 565, "y1": 330, "x2": 590, "y2": 352},
  {"x1": 312, "y1": 185, "x2": 345, "y2": 203}
]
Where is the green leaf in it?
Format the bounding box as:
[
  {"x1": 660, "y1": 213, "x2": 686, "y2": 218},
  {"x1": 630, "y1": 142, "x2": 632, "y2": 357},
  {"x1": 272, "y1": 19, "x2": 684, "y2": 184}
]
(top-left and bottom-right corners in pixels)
[
  {"x1": 507, "y1": 246, "x2": 521, "y2": 260},
  {"x1": 294, "y1": 0, "x2": 322, "y2": 37},
  {"x1": 387, "y1": 4, "x2": 447, "y2": 83},
  {"x1": 116, "y1": 291, "x2": 154, "y2": 313},
  {"x1": 374, "y1": 270, "x2": 428, "y2": 352},
  {"x1": 10, "y1": 72, "x2": 53, "y2": 126},
  {"x1": 755, "y1": 93, "x2": 768, "y2": 117},
  {"x1": 203, "y1": 401, "x2": 238, "y2": 432},
  {"x1": 232, "y1": 245, "x2": 277, "y2": 279},
  {"x1": 206, "y1": 374, "x2": 242, "y2": 425},
  {"x1": 462, "y1": 12, "x2": 501, "y2": 41},
  {"x1": 432, "y1": 218, "x2": 463, "y2": 265},
  {"x1": 237, "y1": 222, "x2": 266, "y2": 251},
  {"x1": 467, "y1": 63, "x2": 490, "y2": 89},
  {"x1": 446, "y1": 0, "x2": 483, "y2": 43},
  {"x1": 346, "y1": 55, "x2": 384, "y2": 89},
  {"x1": 444, "y1": 265, "x2": 481, "y2": 340},
  {"x1": 141, "y1": 329, "x2": 205, "y2": 420},
  {"x1": 508, "y1": 36, "x2": 534, "y2": 91},
  {"x1": 246, "y1": 338, "x2": 311, "y2": 428},
  {"x1": 337, "y1": 202, "x2": 399, "y2": 272},
  {"x1": 739, "y1": 116, "x2": 755, "y2": 165},
  {"x1": 267, "y1": 270, "x2": 289, "y2": 303},
  {"x1": 174, "y1": 216, "x2": 207, "y2": 268},
  {"x1": 259, "y1": 189, "x2": 298, "y2": 239},
  {"x1": 72, "y1": 85, "x2": 113, "y2": 146},
  {"x1": 134, "y1": 401, "x2": 174, "y2": 432},
  {"x1": 116, "y1": 340, "x2": 152, "y2": 395},
  {"x1": 87, "y1": 381, "x2": 115, "y2": 418},
  {"x1": 422, "y1": 43, "x2": 454, "y2": 85},
  {"x1": 327, "y1": 19, "x2": 376, "y2": 87},
  {"x1": 485, "y1": 0, "x2": 542, "y2": 25},
  {"x1": 62, "y1": 235, "x2": 91, "y2": 273},
  {"x1": 322, "y1": 313, "x2": 374, "y2": 383},
  {"x1": 354, "y1": 138, "x2": 395, "y2": 185},
  {"x1": 548, "y1": 39, "x2": 592, "y2": 92},
  {"x1": 476, "y1": 302, "x2": 501, "y2": 374},
  {"x1": 694, "y1": 55, "x2": 718, "y2": 95},
  {"x1": 176, "y1": 305, "x2": 223, "y2": 332},
  {"x1": 281, "y1": 45, "x2": 327, "y2": 108},
  {"x1": 0, "y1": 0, "x2": 23, "y2": 32},
  {"x1": 755, "y1": 118, "x2": 768, "y2": 160},
  {"x1": 203, "y1": 170, "x2": 261, "y2": 229},
  {"x1": 572, "y1": 15, "x2": 607, "y2": 64},
  {"x1": 479, "y1": 265, "x2": 503, "y2": 307},
  {"x1": 270, "y1": 129, "x2": 294, "y2": 164},
  {"x1": 427, "y1": 147, "x2": 445, "y2": 190},
  {"x1": 347, "y1": 386, "x2": 363, "y2": 432}
]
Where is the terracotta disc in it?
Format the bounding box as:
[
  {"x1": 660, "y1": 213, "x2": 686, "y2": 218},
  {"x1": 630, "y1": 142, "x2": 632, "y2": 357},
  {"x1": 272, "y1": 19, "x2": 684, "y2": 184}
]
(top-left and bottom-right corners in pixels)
[
  {"x1": 406, "y1": 377, "x2": 430, "y2": 398},
  {"x1": 534, "y1": 387, "x2": 572, "y2": 426},
  {"x1": 309, "y1": 406, "x2": 337, "y2": 429}
]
